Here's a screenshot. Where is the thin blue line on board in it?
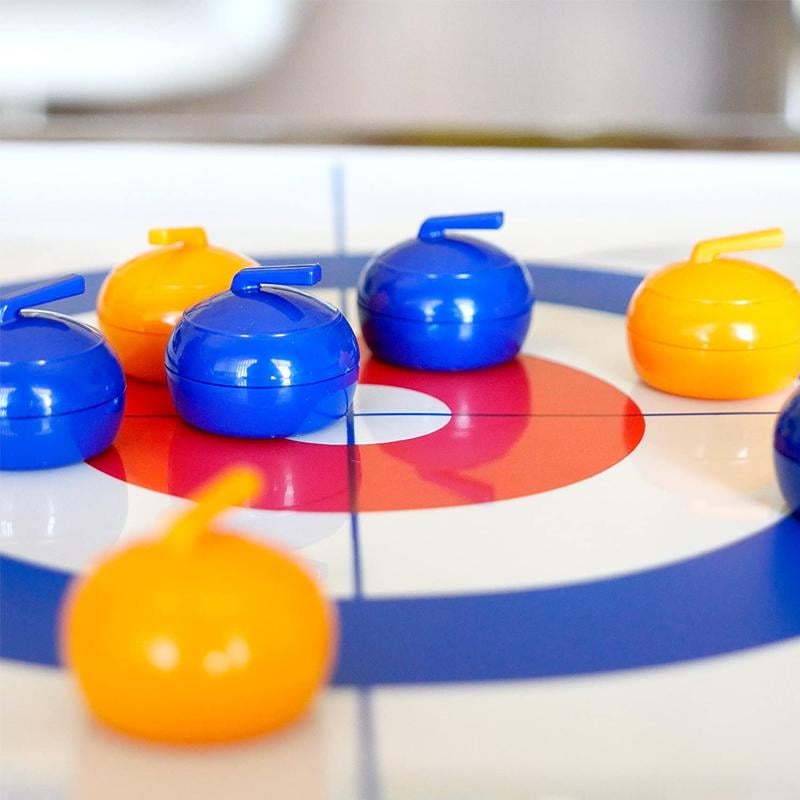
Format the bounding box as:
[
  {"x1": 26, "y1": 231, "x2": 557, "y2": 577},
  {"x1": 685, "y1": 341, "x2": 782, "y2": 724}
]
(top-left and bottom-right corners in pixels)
[
  {"x1": 331, "y1": 163, "x2": 347, "y2": 258},
  {"x1": 329, "y1": 224, "x2": 379, "y2": 800},
  {"x1": 357, "y1": 689, "x2": 382, "y2": 800},
  {"x1": 346, "y1": 395, "x2": 364, "y2": 598},
  {"x1": 340, "y1": 280, "x2": 365, "y2": 601}
]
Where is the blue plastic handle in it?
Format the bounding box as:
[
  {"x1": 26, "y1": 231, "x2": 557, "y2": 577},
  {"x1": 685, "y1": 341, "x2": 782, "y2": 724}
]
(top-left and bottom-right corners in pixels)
[
  {"x1": 231, "y1": 265, "x2": 322, "y2": 296},
  {"x1": 418, "y1": 212, "x2": 504, "y2": 242},
  {"x1": 0, "y1": 274, "x2": 85, "y2": 327}
]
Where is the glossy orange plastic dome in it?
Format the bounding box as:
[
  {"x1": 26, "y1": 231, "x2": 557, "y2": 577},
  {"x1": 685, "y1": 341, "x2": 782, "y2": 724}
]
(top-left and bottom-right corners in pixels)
[
  {"x1": 97, "y1": 228, "x2": 256, "y2": 383},
  {"x1": 62, "y1": 467, "x2": 335, "y2": 745},
  {"x1": 627, "y1": 229, "x2": 800, "y2": 399}
]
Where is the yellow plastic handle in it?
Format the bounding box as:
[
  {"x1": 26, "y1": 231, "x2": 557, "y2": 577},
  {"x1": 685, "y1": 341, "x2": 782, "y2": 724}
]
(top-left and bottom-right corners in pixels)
[
  {"x1": 148, "y1": 227, "x2": 208, "y2": 248},
  {"x1": 690, "y1": 228, "x2": 784, "y2": 264},
  {"x1": 164, "y1": 466, "x2": 262, "y2": 551}
]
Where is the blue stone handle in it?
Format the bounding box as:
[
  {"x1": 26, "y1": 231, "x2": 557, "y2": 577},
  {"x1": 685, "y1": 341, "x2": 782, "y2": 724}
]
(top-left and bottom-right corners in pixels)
[
  {"x1": 230, "y1": 265, "x2": 322, "y2": 296},
  {"x1": 0, "y1": 274, "x2": 85, "y2": 326},
  {"x1": 418, "y1": 212, "x2": 504, "y2": 242}
]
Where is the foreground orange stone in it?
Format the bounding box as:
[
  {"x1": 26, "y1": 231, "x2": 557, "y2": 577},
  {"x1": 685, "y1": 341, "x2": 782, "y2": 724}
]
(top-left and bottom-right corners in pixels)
[{"x1": 62, "y1": 466, "x2": 335, "y2": 745}]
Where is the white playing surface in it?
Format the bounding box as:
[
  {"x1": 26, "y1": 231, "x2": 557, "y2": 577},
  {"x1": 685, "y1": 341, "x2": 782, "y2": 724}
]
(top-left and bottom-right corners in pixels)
[{"x1": 2, "y1": 143, "x2": 800, "y2": 799}]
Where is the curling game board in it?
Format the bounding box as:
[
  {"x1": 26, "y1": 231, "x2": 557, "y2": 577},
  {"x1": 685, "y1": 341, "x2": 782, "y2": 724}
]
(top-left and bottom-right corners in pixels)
[{"x1": 3, "y1": 143, "x2": 800, "y2": 798}]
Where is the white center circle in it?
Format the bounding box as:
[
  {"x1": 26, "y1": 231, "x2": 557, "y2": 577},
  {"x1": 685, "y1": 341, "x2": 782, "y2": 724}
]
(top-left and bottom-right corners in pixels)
[{"x1": 289, "y1": 384, "x2": 452, "y2": 445}]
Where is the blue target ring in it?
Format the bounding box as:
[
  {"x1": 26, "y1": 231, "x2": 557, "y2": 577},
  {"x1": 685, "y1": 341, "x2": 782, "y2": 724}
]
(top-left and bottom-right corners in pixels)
[{"x1": 2, "y1": 257, "x2": 799, "y2": 685}]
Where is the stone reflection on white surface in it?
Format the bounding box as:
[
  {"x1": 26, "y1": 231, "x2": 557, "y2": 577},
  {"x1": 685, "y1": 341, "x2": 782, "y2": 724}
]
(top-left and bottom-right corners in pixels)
[
  {"x1": 0, "y1": 462, "x2": 128, "y2": 571},
  {"x1": 631, "y1": 413, "x2": 784, "y2": 518},
  {"x1": 72, "y1": 707, "x2": 333, "y2": 800},
  {"x1": 0, "y1": 663, "x2": 360, "y2": 800},
  {"x1": 626, "y1": 377, "x2": 798, "y2": 418}
]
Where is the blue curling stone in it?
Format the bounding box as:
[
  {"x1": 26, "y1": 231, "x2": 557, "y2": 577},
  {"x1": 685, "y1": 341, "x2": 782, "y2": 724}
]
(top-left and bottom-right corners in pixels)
[
  {"x1": 0, "y1": 274, "x2": 125, "y2": 470},
  {"x1": 357, "y1": 212, "x2": 534, "y2": 371},
  {"x1": 774, "y1": 387, "x2": 800, "y2": 514},
  {"x1": 166, "y1": 264, "x2": 359, "y2": 438}
]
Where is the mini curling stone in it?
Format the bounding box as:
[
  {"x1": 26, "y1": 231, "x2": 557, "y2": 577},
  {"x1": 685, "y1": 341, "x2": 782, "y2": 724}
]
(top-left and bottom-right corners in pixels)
[
  {"x1": 0, "y1": 275, "x2": 125, "y2": 470},
  {"x1": 774, "y1": 389, "x2": 800, "y2": 515},
  {"x1": 357, "y1": 212, "x2": 534, "y2": 371},
  {"x1": 627, "y1": 228, "x2": 800, "y2": 400},
  {"x1": 97, "y1": 227, "x2": 256, "y2": 383},
  {"x1": 166, "y1": 264, "x2": 359, "y2": 438},
  {"x1": 62, "y1": 466, "x2": 335, "y2": 745}
]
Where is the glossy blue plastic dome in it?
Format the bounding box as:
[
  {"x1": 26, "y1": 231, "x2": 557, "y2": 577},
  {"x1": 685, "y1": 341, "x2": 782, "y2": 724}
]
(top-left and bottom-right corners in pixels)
[
  {"x1": 774, "y1": 387, "x2": 800, "y2": 514},
  {"x1": 0, "y1": 274, "x2": 125, "y2": 470},
  {"x1": 357, "y1": 212, "x2": 535, "y2": 371},
  {"x1": 166, "y1": 265, "x2": 359, "y2": 438}
]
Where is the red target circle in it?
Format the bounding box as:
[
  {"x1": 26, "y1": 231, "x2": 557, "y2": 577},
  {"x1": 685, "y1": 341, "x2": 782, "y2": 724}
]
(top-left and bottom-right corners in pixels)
[{"x1": 89, "y1": 354, "x2": 644, "y2": 512}]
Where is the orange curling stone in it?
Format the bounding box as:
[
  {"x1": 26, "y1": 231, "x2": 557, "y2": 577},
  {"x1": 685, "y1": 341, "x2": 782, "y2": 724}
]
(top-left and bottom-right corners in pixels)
[
  {"x1": 627, "y1": 228, "x2": 800, "y2": 400},
  {"x1": 62, "y1": 466, "x2": 335, "y2": 745},
  {"x1": 97, "y1": 228, "x2": 256, "y2": 383}
]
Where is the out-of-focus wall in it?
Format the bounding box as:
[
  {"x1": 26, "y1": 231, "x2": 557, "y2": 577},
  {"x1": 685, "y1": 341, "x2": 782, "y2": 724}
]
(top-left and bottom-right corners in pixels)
[
  {"x1": 0, "y1": 0, "x2": 302, "y2": 108},
  {"x1": 155, "y1": 0, "x2": 794, "y2": 135}
]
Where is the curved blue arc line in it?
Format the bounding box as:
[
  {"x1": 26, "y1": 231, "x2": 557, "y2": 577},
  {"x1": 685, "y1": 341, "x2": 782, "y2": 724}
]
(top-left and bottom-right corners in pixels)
[
  {"x1": 4, "y1": 511, "x2": 800, "y2": 683},
  {"x1": 335, "y1": 514, "x2": 800, "y2": 684}
]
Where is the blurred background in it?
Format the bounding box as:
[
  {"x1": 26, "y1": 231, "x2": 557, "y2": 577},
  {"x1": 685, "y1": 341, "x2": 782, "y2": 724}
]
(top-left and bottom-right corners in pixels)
[{"x1": 2, "y1": 0, "x2": 800, "y2": 149}]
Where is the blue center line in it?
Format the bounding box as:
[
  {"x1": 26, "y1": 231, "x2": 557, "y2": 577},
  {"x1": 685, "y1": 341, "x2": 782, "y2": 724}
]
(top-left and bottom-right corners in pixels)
[
  {"x1": 346, "y1": 407, "x2": 363, "y2": 599},
  {"x1": 331, "y1": 162, "x2": 347, "y2": 258},
  {"x1": 356, "y1": 688, "x2": 382, "y2": 800},
  {"x1": 331, "y1": 166, "x2": 381, "y2": 800},
  {"x1": 338, "y1": 277, "x2": 365, "y2": 602},
  {"x1": 346, "y1": 378, "x2": 364, "y2": 600}
]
